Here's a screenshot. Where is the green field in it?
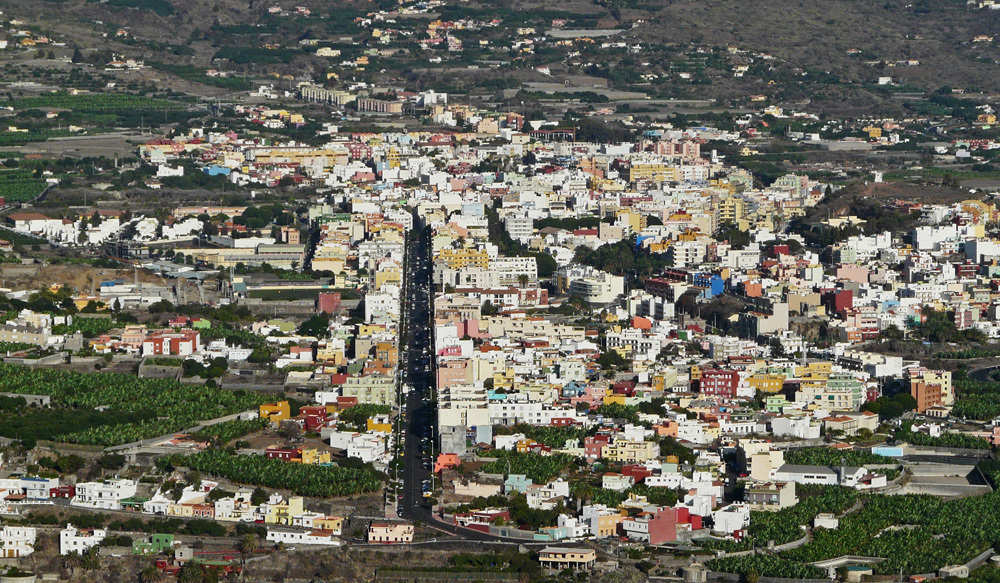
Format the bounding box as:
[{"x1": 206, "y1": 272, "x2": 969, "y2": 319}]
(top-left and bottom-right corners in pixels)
[{"x1": 0, "y1": 169, "x2": 48, "y2": 203}]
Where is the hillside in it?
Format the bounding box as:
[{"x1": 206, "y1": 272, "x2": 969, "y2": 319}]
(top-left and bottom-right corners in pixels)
[{"x1": 4, "y1": 0, "x2": 1000, "y2": 114}]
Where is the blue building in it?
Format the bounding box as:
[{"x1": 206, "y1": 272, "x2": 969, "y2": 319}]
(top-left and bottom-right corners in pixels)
[{"x1": 691, "y1": 273, "x2": 725, "y2": 298}]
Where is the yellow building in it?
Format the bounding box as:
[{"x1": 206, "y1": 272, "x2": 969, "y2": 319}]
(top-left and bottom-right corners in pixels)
[
  {"x1": 374, "y1": 265, "x2": 403, "y2": 290},
  {"x1": 615, "y1": 209, "x2": 647, "y2": 233},
  {"x1": 437, "y1": 248, "x2": 490, "y2": 269},
  {"x1": 297, "y1": 449, "x2": 332, "y2": 465},
  {"x1": 795, "y1": 362, "x2": 832, "y2": 378},
  {"x1": 367, "y1": 416, "x2": 393, "y2": 434},
  {"x1": 748, "y1": 373, "x2": 786, "y2": 394},
  {"x1": 515, "y1": 439, "x2": 540, "y2": 453},
  {"x1": 629, "y1": 163, "x2": 680, "y2": 182},
  {"x1": 375, "y1": 342, "x2": 399, "y2": 367},
  {"x1": 603, "y1": 440, "x2": 658, "y2": 463},
  {"x1": 715, "y1": 196, "x2": 746, "y2": 224},
  {"x1": 314, "y1": 516, "x2": 344, "y2": 533},
  {"x1": 919, "y1": 370, "x2": 953, "y2": 405},
  {"x1": 265, "y1": 496, "x2": 304, "y2": 525},
  {"x1": 602, "y1": 393, "x2": 629, "y2": 407},
  {"x1": 260, "y1": 401, "x2": 291, "y2": 424},
  {"x1": 316, "y1": 343, "x2": 345, "y2": 366},
  {"x1": 588, "y1": 513, "x2": 625, "y2": 538}
]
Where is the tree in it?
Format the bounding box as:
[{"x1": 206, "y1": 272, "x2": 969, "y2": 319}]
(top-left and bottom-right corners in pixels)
[
  {"x1": 138, "y1": 565, "x2": 164, "y2": 583},
  {"x1": 297, "y1": 313, "x2": 330, "y2": 337},
  {"x1": 97, "y1": 453, "x2": 126, "y2": 470},
  {"x1": 250, "y1": 487, "x2": 268, "y2": 505},
  {"x1": 596, "y1": 350, "x2": 627, "y2": 370},
  {"x1": 149, "y1": 300, "x2": 175, "y2": 314},
  {"x1": 236, "y1": 533, "x2": 259, "y2": 570},
  {"x1": 882, "y1": 324, "x2": 904, "y2": 340},
  {"x1": 176, "y1": 561, "x2": 204, "y2": 583},
  {"x1": 517, "y1": 274, "x2": 529, "y2": 288}
]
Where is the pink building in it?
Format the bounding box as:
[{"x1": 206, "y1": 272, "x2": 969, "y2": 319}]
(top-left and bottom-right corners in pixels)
[
  {"x1": 436, "y1": 359, "x2": 472, "y2": 390},
  {"x1": 569, "y1": 385, "x2": 606, "y2": 411}
]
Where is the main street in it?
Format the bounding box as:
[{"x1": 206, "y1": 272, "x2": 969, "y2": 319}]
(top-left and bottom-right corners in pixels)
[
  {"x1": 394, "y1": 221, "x2": 548, "y2": 544},
  {"x1": 398, "y1": 221, "x2": 435, "y2": 524}
]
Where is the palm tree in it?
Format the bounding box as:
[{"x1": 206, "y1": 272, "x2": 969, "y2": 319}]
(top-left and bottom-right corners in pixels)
[
  {"x1": 570, "y1": 482, "x2": 594, "y2": 511},
  {"x1": 176, "y1": 561, "x2": 203, "y2": 583},
  {"x1": 235, "y1": 533, "x2": 259, "y2": 571},
  {"x1": 138, "y1": 565, "x2": 163, "y2": 583},
  {"x1": 517, "y1": 274, "x2": 529, "y2": 288},
  {"x1": 80, "y1": 547, "x2": 101, "y2": 571},
  {"x1": 62, "y1": 551, "x2": 82, "y2": 576}
]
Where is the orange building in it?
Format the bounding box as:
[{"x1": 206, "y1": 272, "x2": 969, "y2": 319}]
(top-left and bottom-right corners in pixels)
[{"x1": 910, "y1": 380, "x2": 943, "y2": 413}]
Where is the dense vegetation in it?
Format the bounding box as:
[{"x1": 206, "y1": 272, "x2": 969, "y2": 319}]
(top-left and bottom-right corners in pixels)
[
  {"x1": 0, "y1": 169, "x2": 48, "y2": 203},
  {"x1": 860, "y1": 392, "x2": 917, "y2": 421},
  {"x1": 710, "y1": 467, "x2": 1000, "y2": 578},
  {"x1": 52, "y1": 316, "x2": 117, "y2": 337},
  {"x1": 0, "y1": 364, "x2": 272, "y2": 446},
  {"x1": 702, "y1": 485, "x2": 858, "y2": 553},
  {"x1": 0, "y1": 342, "x2": 34, "y2": 353},
  {"x1": 573, "y1": 237, "x2": 670, "y2": 278},
  {"x1": 12, "y1": 93, "x2": 182, "y2": 113},
  {"x1": 479, "y1": 451, "x2": 575, "y2": 483},
  {"x1": 172, "y1": 450, "x2": 384, "y2": 497},
  {"x1": 494, "y1": 423, "x2": 589, "y2": 448},
  {"x1": 784, "y1": 447, "x2": 897, "y2": 467},
  {"x1": 953, "y1": 379, "x2": 1000, "y2": 420},
  {"x1": 893, "y1": 421, "x2": 990, "y2": 450}
]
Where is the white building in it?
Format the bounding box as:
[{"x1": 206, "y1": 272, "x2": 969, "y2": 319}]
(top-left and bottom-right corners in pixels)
[
  {"x1": 266, "y1": 528, "x2": 341, "y2": 546},
  {"x1": 712, "y1": 503, "x2": 751, "y2": 534},
  {"x1": 60, "y1": 524, "x2": 106, "y2": 555},
  {"x1": 328, "y1": 431, "x2": 391, "y2": 464},
  {"x1": 72, "y1": 479, "x2": 138, "y2": 510},
  {"x1": 770, "y1": 416, "x2": 822, "y2": 439},
  {"x1": 773, "y1": 464, "x2": 874, "y2": 488},
  {"x1": 0, "y1": 526, "x2": 37, "y2": 557},
  {"x1": 525, "y1": 479, "x2": 570, "y2": 510},
  {"x1": 504, "y1": 216, "x2": 534, "y2": 243}
]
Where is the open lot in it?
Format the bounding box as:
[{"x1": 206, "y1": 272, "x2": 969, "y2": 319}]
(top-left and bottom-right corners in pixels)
[{"x1": 894, "y1": 461, "x2": 993, "y2": 498}]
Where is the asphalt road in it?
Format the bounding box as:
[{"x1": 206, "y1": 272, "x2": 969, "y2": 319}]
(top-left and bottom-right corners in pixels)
[
  {"x1": 398, "y1": 222, "x2": 435, "y2": 524},
  {"x1": 968, "y1": 364, "x2": 1000, "y2": 383},
  {"x1": 393, "y1": 224, "x2": 534, "y2": 544}
]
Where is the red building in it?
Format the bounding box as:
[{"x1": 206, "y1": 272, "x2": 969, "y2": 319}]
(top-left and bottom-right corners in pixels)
[
  {"x1": 953, "y1": 261, "x2": 978, "y2": 279},
  {"x1": 455, "y1": 508, "x2": 510, "y2": 532},
  {"x1": 50, "y1": 485, "x2": 75, "y2": 498},
  {"x1": 265, "y1": 447, "x2": 299, "y2": 461},
  {"x1": 141, "y1": 329, "x2": 200, "y2": 356},
  {"x1": 296, "y1": 405, "x2": 334, "y2": 431},
  {"x1": 698, "y1": 369, "x2": 739, "y2": 398},
  {"x1": 316, "y1": 292, "x2": 342, "y2": 315},
  {"x1": 821, "y1": 289, "x2": 853, "y2": 316},
  {"x1": 621, "y1": 464, "x2": 653, "y2": 484},
  {"x1": 629, "y1": 506, "x2": 704, "y2": 545},
  {"x1": 584, "y1": 434, "x2": 611, "y2": 461}
]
